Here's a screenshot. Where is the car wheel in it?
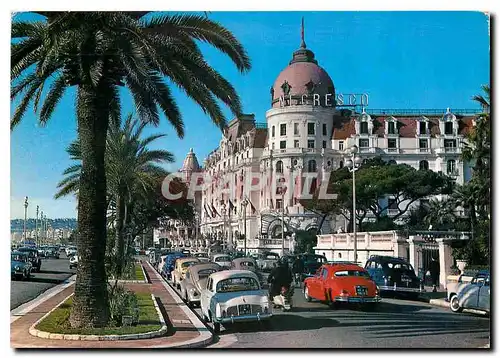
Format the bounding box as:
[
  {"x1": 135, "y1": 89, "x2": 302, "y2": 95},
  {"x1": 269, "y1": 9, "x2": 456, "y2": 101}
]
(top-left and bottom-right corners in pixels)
[
  {"x1": 304, "y1": 285, "x2": 312, "y2": 302},
  {"x1": 450, "y1": 295, "x2": 463, "y2": 313}
]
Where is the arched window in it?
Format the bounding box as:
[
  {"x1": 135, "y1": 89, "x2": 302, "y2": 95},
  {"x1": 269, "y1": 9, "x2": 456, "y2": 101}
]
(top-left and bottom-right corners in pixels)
[
  {"x1": 419, "y1": 160, "x2": 429, "y2": 170},
  {"x1": 388, "y1": 159, "x2": 397, "y2": 165},
  {"x1": 308, "y1": 159, "x2": 317, "y2": 173},
  {"x1": 447, "y1": 159, "x2": 456, "y2": 175},
  {"x1": 276, "y1": 160, "x2": 283, "y2": 174},
  {"x1": 339, "y1": 160, "x2": 344, "y2": 169},
  {"x1": 271, "y1": 126, "x2": 275, "y2": 138}
]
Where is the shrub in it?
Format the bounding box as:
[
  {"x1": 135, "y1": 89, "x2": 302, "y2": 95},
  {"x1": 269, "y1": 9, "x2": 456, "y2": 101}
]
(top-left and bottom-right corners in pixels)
[{"x1": 108, "y1": 284, "x2": 139, "y2": 326}]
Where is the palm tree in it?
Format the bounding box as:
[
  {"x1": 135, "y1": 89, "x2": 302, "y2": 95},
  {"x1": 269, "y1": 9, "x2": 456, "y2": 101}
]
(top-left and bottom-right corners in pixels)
[
  {"x1": 423, "y1": 199, "x2": 455, "y2": 230},
  {"x1": 12, "y1": 12, "x2": 251, "y2": 327},
  {"x1": 56, "y1": 113, "x2": 174, "y2": 277}
]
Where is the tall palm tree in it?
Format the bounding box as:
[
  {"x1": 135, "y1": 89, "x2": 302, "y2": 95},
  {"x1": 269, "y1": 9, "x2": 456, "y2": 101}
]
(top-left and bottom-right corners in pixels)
[
  {"x1": 56, "y1": 113, "x2": 174, "y2": 277},
  {"x1": 423, "y1": 199, "x2": 455, "y2": 230},
  {"x1": 12, "y1": 12, "x2": 251, "y2": 327}
]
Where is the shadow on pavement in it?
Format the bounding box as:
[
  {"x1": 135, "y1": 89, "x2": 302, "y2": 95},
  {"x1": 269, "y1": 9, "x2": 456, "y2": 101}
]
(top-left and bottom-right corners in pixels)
[
  {"x1": 221, "y1": 315, "x2": 340, "y2": 334},
  {"x1": 340, "y1": 310, "x2": 490, "y2": 338},
  {"x1": 39, "y1": 270, "x2": 74, "y2": 275},
  {"x1": 25, "y1": 276, "x2": 68, "y2": 284}
]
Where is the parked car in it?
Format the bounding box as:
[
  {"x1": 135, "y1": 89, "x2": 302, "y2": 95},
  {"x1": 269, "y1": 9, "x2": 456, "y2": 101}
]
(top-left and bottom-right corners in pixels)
[
  {"x1": 65, "y1": 246, "x2": 77, "y2": 257},
  {"x1": 37, "y1": 246, "x2": 46, "y2": 257},
  {"x1": 179, "y1": 262, "x2": 222, "y2": 307},
  {"x1": 200, "y1": 270, "x2": 272, "y2": 333},
  {"x1": 44, "y1": 246, "x2": 60, "y2": 259},
  {"x1": 446, "y1": 271, "x2": 475, "y2": 302},
  {"x1": 256, "y1": 252, "x2": 280, "y2": 272},
  {"x1": 162, "y1": 252, "x2": 186, "y2": 280},
  {"x1": 17, "y1": 247, "x2": 42, "y2": 272},
  {"x1": 211, "y1": 254, "x2": 232, "y2": 270},
  {"x1": 69, "y1": 255, "x2": 79, "y2": 269},
  {"x1": 172, "y1": 257, "x2": 201, "y2": 289},
  {"x1": 231, "y1": 257, "x2": 258, "y2": 273},
  {"x1": 300, "y1": 253, "x2": 328, "y2": 278},
  {"x1": 11, "y1": 251, "x2": 33, "y2": 280},
  {"x1": 193, "y1": 252, "x2": 210, "y2": 263},
  {"x1": 304, "y1": 263, "x2": 380, "y2": 309},
  {"x1": 450, "y1": 270, "x2": 490, "y2": 315},
  {"x1": 364, "y1": 255, "x2": 424, "y2": 299}
]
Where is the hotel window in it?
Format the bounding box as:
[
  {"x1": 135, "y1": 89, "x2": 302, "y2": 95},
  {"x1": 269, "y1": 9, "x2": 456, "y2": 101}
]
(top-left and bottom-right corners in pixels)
[
  {"x1": 387, "y1": 198, "x2": 398, "y2": 213},
  {"x1": 307, "y1": 140, "x2": 315, "y2": 148},
  {"x1": 360, "y1": 121, "x2": 369, "y2": 134},
  {"x1": 294, "y1": 122, "x2": 299, "y2": 135},
  {"x1": 308, "y1": 160, "x2": 317, "y2": 173},
  {"x1": 447, "y1": 159, "x2": 457, "y2": 175},
  {"x1": 419, "y1": 160, "x2": 429, "y2": 170},
  {"x1": 419, "y1": 122, "x2": 428, "y2": 135},
  {"x1": 276, "y1": 160, "x2": 283, "y2": 173},
  {"x1": 339, "y1": 160, "x2": 344, "y2": 168},
  {"x1": 444, "y1": 122, "x2": 453, "y2": 135},
  {"x1": 388, "y1": 121, "x2": 396, "y2": 135},
  {"x1": 280, "y1": 140, "x2": 286, "y2": 149},
  {"x1": 294, "y1": 140, "x2": 300, "y2": 148},
  {"x1": 419, "y1": 139, "x2": 428, "y2": 149},
  {"x1": 444, "y1": 139, "x2": 457, "y2": 149},
  {"x1": 359, "y1": 138, "x2": 369, "y2": 148},
  {"x1": 322, "y1": 141, "x2": 327, "y2": 149},
  {"x1": 271, "y1": 126, "x2": 275, "y2": 138},
  {"x1": 339, "y1": 141, "x2": 344, "y2": 151},
  {"x1": 308, "y1": 122, "x2": 315, "y2": 135},
  {"x1": 322, "y1": 123, "x2": 327, "y2": 136},
  {"x1": 271, "y1": 142, "x2": 275, "y2": 150},
  {"x1": 280, "y1": 123, "x2": 286, "y2": 136},
  {"x1": 388, "y1": 138, "x2": 397, "y2": 149}
]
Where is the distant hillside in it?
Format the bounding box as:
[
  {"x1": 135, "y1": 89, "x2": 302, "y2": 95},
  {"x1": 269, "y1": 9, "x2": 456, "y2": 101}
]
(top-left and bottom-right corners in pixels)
[{"x1": 11, "y1": 218, "x2": 77, "y2": 233}]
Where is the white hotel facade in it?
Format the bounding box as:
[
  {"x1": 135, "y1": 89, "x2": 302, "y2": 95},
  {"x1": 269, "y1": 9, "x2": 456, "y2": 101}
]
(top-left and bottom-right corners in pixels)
[{"x1": 156, "y1": 31, "x2": 479, "y2": 257}]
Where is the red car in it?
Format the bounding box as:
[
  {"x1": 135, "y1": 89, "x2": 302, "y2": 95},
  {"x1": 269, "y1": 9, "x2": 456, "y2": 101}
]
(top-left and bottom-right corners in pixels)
[{"x1": 303, "y1": 263, "x2": 380, "y2": 309}]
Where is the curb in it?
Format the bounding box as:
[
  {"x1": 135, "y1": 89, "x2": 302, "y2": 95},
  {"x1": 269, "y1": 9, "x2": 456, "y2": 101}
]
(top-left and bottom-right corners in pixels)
[
  {"x1": 28, "y1": 293, "x2": 168, "y2": 341},
  {"x1": 11, "y1": 274, "x2": 77, "y2": 323},
  {"x1": 146, "y1": 261, "x2": 214, "y2": 348}
]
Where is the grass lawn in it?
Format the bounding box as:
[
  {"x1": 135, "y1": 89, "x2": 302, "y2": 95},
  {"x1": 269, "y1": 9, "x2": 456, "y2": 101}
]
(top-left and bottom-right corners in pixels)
[
  {"x1": 35, "y1": 293, "x2": 162, "y2": 335},
  {"x1": 134, "y1": 263, "x2": 145, "y2": 281}
]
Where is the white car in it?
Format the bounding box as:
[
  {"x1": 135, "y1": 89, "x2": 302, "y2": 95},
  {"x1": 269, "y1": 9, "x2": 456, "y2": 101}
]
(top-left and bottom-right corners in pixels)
[
  {"x1": 200, "y1": 270, "x2": 272, "y2": 333},
  {"x1": 65, "y1": 246, "x2": 77, "y2": 257},
  {"x1": 69, "y1": 255, "x2": 78, "y2": 269},
  {"x1": 211, "y1": 254, "x2": 232, "y2": 270},
  {"x1": 450, "y1": 270, "x2": 490, "y2": 315}
]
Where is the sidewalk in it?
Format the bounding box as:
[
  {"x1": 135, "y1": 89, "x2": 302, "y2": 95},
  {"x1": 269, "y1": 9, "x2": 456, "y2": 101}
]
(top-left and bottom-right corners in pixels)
[{"x1": 11, "y1": 262, "x2": 212, "y2": 348}]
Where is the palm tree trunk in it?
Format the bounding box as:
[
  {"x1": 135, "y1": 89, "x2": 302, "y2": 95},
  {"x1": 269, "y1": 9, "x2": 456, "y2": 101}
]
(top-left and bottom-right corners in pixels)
[
  {"x1": 69, "y1": 85, "x2": 111, "y2": 328},
  {"x1": 114, "y1": 192, "x2": 125, "y2": 278}
]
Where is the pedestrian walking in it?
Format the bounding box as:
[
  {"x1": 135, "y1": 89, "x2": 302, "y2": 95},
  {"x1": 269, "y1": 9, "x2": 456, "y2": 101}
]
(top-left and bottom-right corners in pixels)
[{"x1": 429, "y1": 256, "x2": 440, "y2": 292}]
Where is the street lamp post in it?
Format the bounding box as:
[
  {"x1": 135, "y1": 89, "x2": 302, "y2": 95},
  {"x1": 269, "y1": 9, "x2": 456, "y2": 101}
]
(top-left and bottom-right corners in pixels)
[
  {"x1": 35, "y1": 205, "x2": 39, "y2": 246},
  {"x1": 23, "y1": 196, "x2": 29, "y2": 242},
  {"x1": 345, "y1": 145, "x2": 363, "y2": 264},
  {"x1": 241, "y1": 198, "x2": 249, "y2": 256},
  {"x1": 221, "y1": 204, "x2": 227, "y2": 252},
  {"x1": 40, "y1": 211, "x2": 44, "y2": 245}
]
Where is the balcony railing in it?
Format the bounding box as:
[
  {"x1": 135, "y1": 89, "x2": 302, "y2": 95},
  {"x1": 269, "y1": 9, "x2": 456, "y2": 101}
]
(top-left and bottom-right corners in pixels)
[
  {"x1": 386, "y1": 148, "x2": 399, "y2": 153},
  {"x1": 418, "y1": 148, "x2": 430, "y2": 153},
  {"x1": 444, "y1": 147, "x2": 458, "y2": 153}
]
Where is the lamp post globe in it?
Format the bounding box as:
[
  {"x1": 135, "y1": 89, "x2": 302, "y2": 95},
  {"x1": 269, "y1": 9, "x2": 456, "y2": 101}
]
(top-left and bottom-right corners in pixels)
[
  {"x1": 346, "y1": 159, "x2": 354, "y2": 169},
  {"x1": 349, "y1": 145, "x2": 359, "y2": 154},
  {"x1": 354, "y1": 156, "x2": 363, "y2": 166}
]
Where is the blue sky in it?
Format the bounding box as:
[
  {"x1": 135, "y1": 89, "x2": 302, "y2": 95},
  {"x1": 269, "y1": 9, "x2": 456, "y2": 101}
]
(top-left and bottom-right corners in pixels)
[{"x1": 10, "y1": 11, "x2": 490, "y2": 219}]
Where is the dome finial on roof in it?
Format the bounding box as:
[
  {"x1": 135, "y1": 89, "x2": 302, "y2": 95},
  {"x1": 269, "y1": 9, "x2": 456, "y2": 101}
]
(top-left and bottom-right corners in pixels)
[{"x1": 300, "y1": 17, "x2": 306, "y2": 49}]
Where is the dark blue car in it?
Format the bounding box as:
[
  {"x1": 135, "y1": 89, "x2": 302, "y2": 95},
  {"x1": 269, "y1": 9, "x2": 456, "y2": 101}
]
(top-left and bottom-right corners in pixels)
[{"x1": 162, "y1": 252, "x2": 186, "y2": 280}]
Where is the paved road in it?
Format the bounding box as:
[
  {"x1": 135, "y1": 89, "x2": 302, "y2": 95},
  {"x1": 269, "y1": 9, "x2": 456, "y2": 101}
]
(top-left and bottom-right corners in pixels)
[
  {"x1": 166, "y1": 273, "x2": 490, "y2": 348},
  {"x1": 11, "y1": 253, "x2": 75, "y2": 310}
]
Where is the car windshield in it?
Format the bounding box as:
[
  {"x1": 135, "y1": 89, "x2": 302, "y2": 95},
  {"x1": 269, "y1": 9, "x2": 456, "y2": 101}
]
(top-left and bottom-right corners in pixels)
[
  {"x1": 240, "y1": 261, "x2": 255, "y2": 267},
  {"x1": 11, "y1": 254, "x2": 26, "y2": 262},
  {"x1": 304, "y1": 255, "x2": 326, "y2": 264},
  {"x1": 215, "y1": 256, "x2": 230, "y2": 262},
  {"x1": 265, "y1": 254, "x2": 279, "y2": 260},
  {"x1": 181, "y1": 261, "x2": 197, "y2": 268},
  {"x1": 334, "y1": 270, "x2": 370, "y2": 278},
  {"x1": 384, "y1": 262, "x2": 415, "y2": 273},
  {"x1": 216, "y1": 277, "x2": 260, "y2": 293},
  {"x1": 198, "y1": 269, "x2": 217, "y2": 280},
  {"x1": 19, "y1": 249, "x2": 36, "y2": 257}
]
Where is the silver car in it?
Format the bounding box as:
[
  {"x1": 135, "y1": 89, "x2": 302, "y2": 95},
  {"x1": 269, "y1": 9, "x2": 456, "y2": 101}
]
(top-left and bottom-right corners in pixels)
[
  {"x1": 179, "y1": 262, "x2": 222, "y2": 307},
  {"x1": 450, "y1": 270, "x2": 489, "y2": 315}
]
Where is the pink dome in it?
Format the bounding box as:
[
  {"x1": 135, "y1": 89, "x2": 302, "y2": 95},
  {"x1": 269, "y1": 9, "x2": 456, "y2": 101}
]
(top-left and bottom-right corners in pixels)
[{"x1": 273, "y1": 62, "x2": 335, "y2": 107}]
